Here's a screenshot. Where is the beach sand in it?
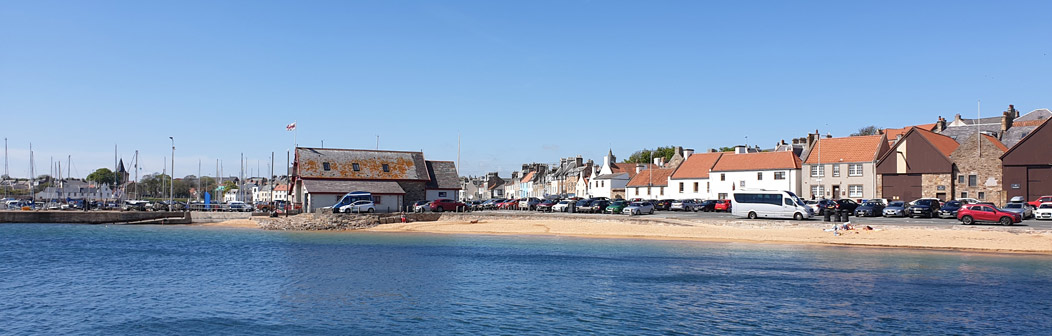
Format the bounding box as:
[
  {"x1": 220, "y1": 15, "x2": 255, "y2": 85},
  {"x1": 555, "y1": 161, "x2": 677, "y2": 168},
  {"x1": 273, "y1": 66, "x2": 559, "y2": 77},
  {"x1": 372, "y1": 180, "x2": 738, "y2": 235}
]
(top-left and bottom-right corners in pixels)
[
  {"x1": 196, "y1": 219, "x2": 261, "y2": 228},
  {"x1": 364, "y1": 218, "x2": 1052, "y2": 253}
]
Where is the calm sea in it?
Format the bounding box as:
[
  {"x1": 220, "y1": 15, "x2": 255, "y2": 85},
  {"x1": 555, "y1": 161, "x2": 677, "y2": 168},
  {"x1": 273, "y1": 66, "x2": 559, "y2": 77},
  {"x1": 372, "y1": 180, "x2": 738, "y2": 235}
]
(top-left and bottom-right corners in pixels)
[{"x1": 1, "y1": 224, "x2": 1050, "y2": 335}]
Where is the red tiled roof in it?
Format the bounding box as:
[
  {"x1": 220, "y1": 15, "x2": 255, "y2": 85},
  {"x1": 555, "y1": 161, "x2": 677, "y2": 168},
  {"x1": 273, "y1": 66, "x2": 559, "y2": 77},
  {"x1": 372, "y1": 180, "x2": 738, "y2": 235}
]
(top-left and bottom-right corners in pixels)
[
  {"x1": 883, "y1": 123, "x2": 937, "y2": 142},
  {"x1": 915, "y1": 128, "x2": 959, "y2": 156},
  {"x1": 711, "y1": 151, "x2": 802, "y2": 172},
  {"x1": 626, "y1": 167, "x2": 676, "y2": 187},
  {"x1": 804, "y1": 135, "x2": 886, "y2": 164},
  {"x1": 981, "y1": 134, "x2": 1009, "y2": 152},
  {"x1": 670, "y1": 152, "x2": 723, "y2": 179},
  {"x1": 520, "y1": 171, "x2": 536, "y2": 183},
  {"x1": 274, "y1": 184, "x2": 289, "y2": 191}
]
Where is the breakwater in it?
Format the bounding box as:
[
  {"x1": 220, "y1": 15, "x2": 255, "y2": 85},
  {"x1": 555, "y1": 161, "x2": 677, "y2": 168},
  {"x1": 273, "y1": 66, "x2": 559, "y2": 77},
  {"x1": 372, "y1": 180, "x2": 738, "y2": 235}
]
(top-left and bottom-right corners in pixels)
[
  {"x1": 258, "y1": 212, "x2": 441, "y2": 231},
  {"x1": 0, "y1": 211, "x2": 190, "y2": 224}
]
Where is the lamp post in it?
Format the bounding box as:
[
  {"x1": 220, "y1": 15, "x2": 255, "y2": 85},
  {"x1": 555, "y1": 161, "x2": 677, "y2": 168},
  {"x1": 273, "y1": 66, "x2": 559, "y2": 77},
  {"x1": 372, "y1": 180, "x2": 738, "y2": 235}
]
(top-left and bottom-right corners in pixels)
[{"x1": 169, "y1": 136, "x2": 175, "y2": 210}]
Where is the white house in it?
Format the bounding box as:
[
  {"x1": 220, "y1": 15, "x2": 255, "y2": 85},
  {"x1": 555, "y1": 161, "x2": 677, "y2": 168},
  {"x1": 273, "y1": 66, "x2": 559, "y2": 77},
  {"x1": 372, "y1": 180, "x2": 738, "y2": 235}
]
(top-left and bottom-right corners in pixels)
[
  {"x1": 588, "y1": 150, "x2": 636, "y2": 199},
  {"x1": 272, "y1": 184, "x2": 289, "y2": 202},
  {"x1": 624, "y1": 166, "x2": 676, "y2": 199},
  {"x1": 666, "y1": 152, "x2": 724, "y2": 200},
  {"x1": 709, "y1": 151, "x2": 802, "y2": 200}
]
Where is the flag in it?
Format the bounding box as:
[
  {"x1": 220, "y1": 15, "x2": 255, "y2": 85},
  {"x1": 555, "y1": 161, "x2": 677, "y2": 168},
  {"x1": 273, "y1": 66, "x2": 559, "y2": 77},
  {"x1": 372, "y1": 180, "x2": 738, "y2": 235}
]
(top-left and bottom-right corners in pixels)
[{"x1": 286, "y1": 122, "x2": 296, "y2": 131}]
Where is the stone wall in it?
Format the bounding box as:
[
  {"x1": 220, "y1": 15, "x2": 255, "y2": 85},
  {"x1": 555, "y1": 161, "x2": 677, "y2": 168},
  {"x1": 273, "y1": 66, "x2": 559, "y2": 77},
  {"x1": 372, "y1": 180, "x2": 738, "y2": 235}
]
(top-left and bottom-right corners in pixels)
[
  {"x1": 921, "y1": 173, "x2": 952, "y2": 200},
  {"x1": 398, "y1": 181, "x2": 427, "y2": 206},
  {"x1": 951, "y1": 135, "x2": 1005, "y2": 204},
  {"x1": 258, "y1": 212, "x2": 441, "y2": 231},
  {"x1": 875, "y1": 175, "x2": 883, "y2": 199},
  {"x1": 0, "y1": 210, "x2": 189, "y2": 224}
]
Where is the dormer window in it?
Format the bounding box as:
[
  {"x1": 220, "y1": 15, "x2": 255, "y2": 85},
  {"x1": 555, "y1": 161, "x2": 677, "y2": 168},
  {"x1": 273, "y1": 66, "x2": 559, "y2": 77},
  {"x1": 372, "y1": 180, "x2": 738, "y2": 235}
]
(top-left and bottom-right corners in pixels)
[
  {"x1": 352, "y1": 163, "x2": 361, "y2": 171},
  {"x1": 322, "y1": 162, "x2": 331, "y2": 171},
  {"x1": 382, "y1": 164, "x2": 390, "y2": 172}
]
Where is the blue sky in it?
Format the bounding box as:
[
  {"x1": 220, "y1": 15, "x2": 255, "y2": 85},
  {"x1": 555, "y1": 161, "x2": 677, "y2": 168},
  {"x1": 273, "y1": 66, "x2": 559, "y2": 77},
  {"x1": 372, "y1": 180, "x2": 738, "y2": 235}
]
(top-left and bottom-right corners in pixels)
[{"x1": 2, "y1": 0, "x2": 1050, "y2": 179}]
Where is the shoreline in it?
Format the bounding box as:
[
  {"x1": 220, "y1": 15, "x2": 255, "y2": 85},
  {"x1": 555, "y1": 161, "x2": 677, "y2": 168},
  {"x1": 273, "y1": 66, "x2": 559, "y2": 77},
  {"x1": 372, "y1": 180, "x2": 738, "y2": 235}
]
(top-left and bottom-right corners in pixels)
[{"x1": 198, "y1": 216, "x2": 1052, "y2": 254}]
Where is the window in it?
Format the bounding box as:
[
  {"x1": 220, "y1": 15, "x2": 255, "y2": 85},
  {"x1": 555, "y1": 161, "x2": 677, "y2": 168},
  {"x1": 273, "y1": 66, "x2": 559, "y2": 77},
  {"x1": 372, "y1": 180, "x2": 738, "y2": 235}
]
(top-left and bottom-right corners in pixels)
[
  {"x1": 718, "y1": 193, "x2": 728, "y2": 199},
  {"x1": 958, "y1": 175, "x2": 965, "y2": 184},
  {"x1": 961, "y1": 191, "x2": 968, "y2": 198},
  {"x1": 721, "y1": 174, "x2": 726, "y2": 181},
  {"x1": 848, "y1": 185, "x2": 863, "y2": 198},
  {"x1": 785, "y1": 198, "x2": 794, "y2": 206},
  {"x1": 811, "y1": 185, "x2": 825, "y2": 198},
  {"x1": 757, "y1": 172, "x2": 763, "y2": 180},
  {"x1": 733, "y1": 193, "x2": 783, "y2": 206},
  {"x1": 636, "y1": 187, "x2": 641, "y2": 195},
  {"x1": 352, "y1": 163, "x2": 361, "y2": 171},
  {"x1": 707, "y1": 182, "x2": 710, "y2": 193},
  {"x1": 968, "y1": 175, "x2": 977, "y2": 187},
  {"x1": 382, "y1": 164, "x2": 390, "y2": 172},
  {"x1": 774, "y1": 171, "x2": 786, "y2": 180},
  {"x1": 601, "y1": 181, "x2": 604, "y2": 187},
  {"x1": 322, "y1": 162, "x2": 331, "y2": 171},
  {"x1": 848, "y1": 164, "x2": 863, "y2": 177},
  {"x1": 647, "y1": 187, "x2": 651, "y2": 195},
  {"x1": 832, "y1": 164, "x2": 841, "y2": 177},
  {"x1": 810, "y1": 165, "x2": 824, "y2": 177},
  {"x1": 374, "y1": 196, "x2": 382, "y2": 205},
  {"x1": 679, "y1": 182, "x2": 684, "y2": 192},
  {"x1": 693, "y1": 182, "x2": 699, "y2": 192},
  {"x1": 740, "y1": 181, "x2": 746, "y2": 188},
  {"x1": 659, "y1": 187, "x2": 664, "y2": 195},
  {"x1": 978, "y1": 192, "x2": 985, "y2": 200},
  {"x1": 438, "y1": 191, "x2": 447, "y2": 197}
]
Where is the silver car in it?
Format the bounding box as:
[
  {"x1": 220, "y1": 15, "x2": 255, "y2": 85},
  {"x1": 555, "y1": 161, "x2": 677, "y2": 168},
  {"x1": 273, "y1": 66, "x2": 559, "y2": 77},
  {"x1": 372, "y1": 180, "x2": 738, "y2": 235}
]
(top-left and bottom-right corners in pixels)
[
  {"x1": 670, "y1": 199, "x2": 697, "y2": 211},
  {"x1": 623, "y1": 202, "x2": 655, "y2": 215},
  {"x1": 1002, "y1": 203, "x2": 1033, "y2": 219}
]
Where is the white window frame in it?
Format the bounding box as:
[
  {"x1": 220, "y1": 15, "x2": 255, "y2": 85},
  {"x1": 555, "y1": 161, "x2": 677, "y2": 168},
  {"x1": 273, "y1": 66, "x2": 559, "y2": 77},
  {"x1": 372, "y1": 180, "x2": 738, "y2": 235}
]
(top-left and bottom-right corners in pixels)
[
  {"x1": 810, "y1": 165, "x2": 824, "y2": 177},
  {"x1": 848, "y1": 164, "x2": 863, "y2": 177},
  {"x1": 832, "y1": 164, "x2": 841, "y2": 177},
  {"x1": 811, "y1": 185, "x2": 825, "y2": 198},
  {"x1": 848, "y1": 185, "x2": 863, "y2": 198},
  {"x1": 774, "y1": 171, "x2": 786, "y2": 180}
]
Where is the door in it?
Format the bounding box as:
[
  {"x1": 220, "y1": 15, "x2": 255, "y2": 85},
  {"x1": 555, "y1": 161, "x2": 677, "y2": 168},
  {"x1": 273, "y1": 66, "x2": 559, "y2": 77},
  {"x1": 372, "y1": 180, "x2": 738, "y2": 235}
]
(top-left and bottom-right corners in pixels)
[
  {"x1": 882, "y1": 174, "x2": 922, "y2": 201},
  {"x1": 1028, "y1": 167, "x2": 1052, "y2": 201},
  {"x1": 832, "y1": 185, "x2": 841, "y2": 199}
]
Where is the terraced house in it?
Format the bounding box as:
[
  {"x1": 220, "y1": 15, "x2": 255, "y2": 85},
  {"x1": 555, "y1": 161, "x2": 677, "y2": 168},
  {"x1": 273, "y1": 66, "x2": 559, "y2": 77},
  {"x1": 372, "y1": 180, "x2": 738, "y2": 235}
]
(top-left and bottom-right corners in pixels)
[
  {"x1": 801, "y1": 134, "x2": 890, "y2": 200},
  {"x1": 709, "y1": 150, "x2": 803, "y2": 200},
  {"x1": 666, "y1": 151, "x2": 723, "y2": 200}
]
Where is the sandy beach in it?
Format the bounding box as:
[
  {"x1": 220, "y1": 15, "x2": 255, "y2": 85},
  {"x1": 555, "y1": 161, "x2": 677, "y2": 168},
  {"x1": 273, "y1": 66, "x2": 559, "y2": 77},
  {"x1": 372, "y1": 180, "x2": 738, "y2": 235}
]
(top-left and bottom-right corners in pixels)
[{"x1": 364, "y1": 218, "x2": 1052, "y2": 253}]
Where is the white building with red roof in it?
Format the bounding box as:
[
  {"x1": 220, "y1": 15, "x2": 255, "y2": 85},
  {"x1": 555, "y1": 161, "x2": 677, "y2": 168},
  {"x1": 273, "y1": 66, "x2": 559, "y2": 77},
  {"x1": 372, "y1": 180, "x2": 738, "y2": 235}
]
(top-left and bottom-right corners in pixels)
[
  {"x1": 709, "y1": 150, "x2": 803, "y2": 200},
  {"x1": 801, "y1": 134, "x2": 890, "y2": 200}
]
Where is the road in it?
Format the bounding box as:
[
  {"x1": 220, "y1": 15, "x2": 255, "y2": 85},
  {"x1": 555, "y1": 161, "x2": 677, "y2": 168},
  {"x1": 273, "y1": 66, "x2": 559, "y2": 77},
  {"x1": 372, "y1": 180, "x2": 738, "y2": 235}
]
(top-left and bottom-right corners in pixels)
[{"x1": 469, "y1": 208, "x2": 1052, "y2": 230}]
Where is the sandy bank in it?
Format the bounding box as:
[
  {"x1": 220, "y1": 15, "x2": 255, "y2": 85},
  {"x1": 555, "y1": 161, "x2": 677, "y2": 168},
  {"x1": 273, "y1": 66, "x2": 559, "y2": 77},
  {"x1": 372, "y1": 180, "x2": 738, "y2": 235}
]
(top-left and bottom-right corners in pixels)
[
  {"x1": 365, "y1": 218, "x2": 1052, "y2": 253},
  {"x1": 195, "y1": 218, "x2": 260, "y2": 228}
]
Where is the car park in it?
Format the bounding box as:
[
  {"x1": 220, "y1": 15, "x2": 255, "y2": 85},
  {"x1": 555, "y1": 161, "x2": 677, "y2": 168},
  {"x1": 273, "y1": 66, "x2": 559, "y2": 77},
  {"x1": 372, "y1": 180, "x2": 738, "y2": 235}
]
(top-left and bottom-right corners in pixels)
[
  {"x1": 906, "y1": 198, "x2": 941, "y2": 218},
  {"x1": 1034, "y1": 203, "x2": 1052, "y2": 220},
  {"x1": 957, "y1": 204, "x2": 1022, "y2": 226},
  {"x1": 623, "y1": 201, "x2": 655, "y2": 215},
  {"x1": 937, "y1": 200, "x2": 965, "y2": 219},
  {"x1": 882, "y1": 201, "x2": 908, "y2": 217},
  {"x1": 670, "y1": 199, "x2": 697, "y2": 211},
  {"x1": 854, "y1": 201, "x2": 885, "y2": 217},
  {"x1": 1002, "y1": 203, "x2": 1033, "y2": 219}
]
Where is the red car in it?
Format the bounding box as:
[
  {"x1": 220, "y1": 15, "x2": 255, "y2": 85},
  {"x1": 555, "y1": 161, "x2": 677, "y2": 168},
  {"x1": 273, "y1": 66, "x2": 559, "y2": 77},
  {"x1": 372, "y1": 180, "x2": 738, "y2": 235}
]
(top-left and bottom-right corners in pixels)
[
  {"x1": 429, "y1": 199, "x2": 467, "y2": 212},
  {"x1": 1028, "y1": 196, "x2": 1052, "y2": 209},
  {"x1": 957, "y1": 204, "x2": 1022, "y2": 226},
  {"x1": 714, "y1": 199, "x2": 732, "y2": 212},
  {"x1": 498, "y1": 199, "x2": 519, "y2": 210}
]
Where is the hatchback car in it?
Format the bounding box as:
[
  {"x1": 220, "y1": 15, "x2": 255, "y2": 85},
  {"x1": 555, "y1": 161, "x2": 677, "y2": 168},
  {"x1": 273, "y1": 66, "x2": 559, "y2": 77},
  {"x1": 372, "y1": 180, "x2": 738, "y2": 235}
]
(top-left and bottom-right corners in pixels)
[
  {"x1": 1034, "y1": 202, "x2": 1052, "y2": 220},
  {"x1": 412, "y1": 200, "x2": 430, "y2": 213},
  {"x1": 714, "y1": 200, "x2": 732, "y2": 212},
  {"x1": 696, "y1": 200, "x2": 716, "y2": 212},
  {"x1": 1002, "y1": 203, "x2": 1033, "y2": 219},
  {"x1": 653, "y1": 199, "x2": 675, "y2": 211},
  {"x1": 604, "y1": 200, "x2": 629, "y2": 214},
  {"x1": 623, "y1": 202, "x2": 655, "y2": 215},
  {"x1": 336, "y1": 200, "x2": 375, "y2": 213},
  {"x1": 552, "y1": 200, "x2": 571, "y2": 212},
  {"x1": 590, "y1": 200, "x2": 611, "y2": 213},
  {"x1": 670, "y1": 199, "x2": 697, "y2": 211},
  {"x1": 883, "y1": 201, "x2": 908, "y2": 217}
]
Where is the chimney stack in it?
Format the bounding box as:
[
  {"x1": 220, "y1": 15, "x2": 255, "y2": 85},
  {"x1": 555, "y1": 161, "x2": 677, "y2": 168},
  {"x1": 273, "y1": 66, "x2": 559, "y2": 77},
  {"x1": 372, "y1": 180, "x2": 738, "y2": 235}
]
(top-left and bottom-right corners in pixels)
[
  {"x1": 936, "y1": 116, "x2": 947, "y2": 132},
  {"x1": 683, "y1": 148, "x2": 694, "y2": 159},
  {"x1": 653, "y1": 157, "x2": 664, "y2": 167},
  {"x1": 636, "y1": 164, "x2": 645, "y2": 174},
  {"x1": 575, "y1": 156, "x2": 583, "y2": 166}
]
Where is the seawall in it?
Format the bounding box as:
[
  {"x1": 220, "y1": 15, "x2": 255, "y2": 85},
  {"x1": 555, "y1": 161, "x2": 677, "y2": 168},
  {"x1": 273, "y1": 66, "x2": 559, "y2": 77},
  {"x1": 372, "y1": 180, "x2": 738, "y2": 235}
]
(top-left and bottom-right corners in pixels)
[{"x1": 0, "y1": 211, "x2": 191, "y2": 224}]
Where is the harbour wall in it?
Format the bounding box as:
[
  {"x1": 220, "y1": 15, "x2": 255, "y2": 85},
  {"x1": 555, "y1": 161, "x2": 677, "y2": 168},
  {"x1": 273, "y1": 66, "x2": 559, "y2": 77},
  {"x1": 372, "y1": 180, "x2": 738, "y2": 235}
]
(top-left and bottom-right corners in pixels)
[{"x1": 0, "y1": 211, "x2": 191, "y2": 224}]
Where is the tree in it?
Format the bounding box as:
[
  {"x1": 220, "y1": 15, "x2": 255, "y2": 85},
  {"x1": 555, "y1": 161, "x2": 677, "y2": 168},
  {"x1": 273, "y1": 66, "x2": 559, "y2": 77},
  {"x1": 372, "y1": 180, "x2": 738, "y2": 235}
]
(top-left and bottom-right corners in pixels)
[
  {"x1": 86, "y1": 168, "x2": 117, "y2": 186},
  {"x1": 851, "y1": 125, "x2": 880, "y2": 137},
  {"x1": 717, "y1": 146, "x2": 736, "y2": 152},
  {"x1": 623, "y1": 146, "x2": 678, "y2": 164}
]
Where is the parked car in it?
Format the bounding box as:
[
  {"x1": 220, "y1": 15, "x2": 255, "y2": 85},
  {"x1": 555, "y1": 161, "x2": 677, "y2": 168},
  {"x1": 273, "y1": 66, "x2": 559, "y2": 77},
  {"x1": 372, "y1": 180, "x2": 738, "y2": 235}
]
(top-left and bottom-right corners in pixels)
[
  {"x1": 589, "y1": 200, "x2": 611, "y2": 213},
  {"x1": 1034, "y1": 203, "x2": 1052, "y2": 220},
  {"x1": 817, "y1": 199, "x2": 859, "y2": 215},
  {"x1": 498, "y1": 199, "x2": 519, "y2": 210},
  {"x1": 336, "y1": 200, "x2": 375, "y2": 213},
  {"x1": 519, "y1": 197, "x2": 542, "y2": 210},
  {"x1": 957, "y1": 204, "x2": 1022, "y2": 226},
  {"x1": 1027, "y1": 196, "x2": 1052, "y2": 208},
  {"x1": 804, "y1": 200, "x2": 820, "y2": 214},
  {"x1": 552, "y1": 200, "x2": 571, "y2": 212},
  {"x1": 937, "y1": 200, "x2": 965, "y2": 219},
  {"x1": 670, "y1": 199, "x2": 697, "y2": 211},
  {"x1": 854, "y1": 201, "x2": 885, "y2": 217},
  {"x1": 536, "y1": 199, "x2": 558, "y2": 212},
  {"x1": 1002, "y1": 203, "x2": 1033, "y2": 219},
  {"x1": 623, "y1": 201, "x2": 655, "y2": 215},
  {"x1": 228, "y1": 201, "x2": 252, "y2": 212},
  {"x1": 412, "y1": 200, "x2": 430, "y2": 213},
  {"x1": 604, "y1": 200, "x2": 629, "y2": 214},
  {"x1": 575, "y1": 199, "x2": 594, "y2": 213},
  {"x1": 695, "y1": 200, "x2": 716, "y2": 212},
  {"x1": 713, "y1": 200, "x2": 732, "y2": 212},
  {"x1": 957, "y1": 198, "x2": 980, "y2": 205},
  {"x1": 653, "y1": 199, "x2": 675, "y2": 211},
  {"x1": 906, "y1": 198, "x2": 942, "y2": 218},
  {"x1": 883, "y1": 201, "x2": 908, "y2": 217},
  {"x1": 430, "y1": 199, "x2": 467, "y2": 212}
]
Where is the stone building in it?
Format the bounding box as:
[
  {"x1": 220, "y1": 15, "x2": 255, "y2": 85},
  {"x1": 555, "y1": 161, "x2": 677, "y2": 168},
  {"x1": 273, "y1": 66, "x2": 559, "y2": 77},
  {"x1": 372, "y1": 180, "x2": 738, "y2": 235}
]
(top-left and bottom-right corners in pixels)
[
  {"x1": 949, "y1": 133, "x2": 1008, "y2": 204},
  {"x1": 875, "y1": 127, "x2": 959, "y2": 201},
  {"x1": 292, "y1": 147, "x2": 457, "y2": 212}
]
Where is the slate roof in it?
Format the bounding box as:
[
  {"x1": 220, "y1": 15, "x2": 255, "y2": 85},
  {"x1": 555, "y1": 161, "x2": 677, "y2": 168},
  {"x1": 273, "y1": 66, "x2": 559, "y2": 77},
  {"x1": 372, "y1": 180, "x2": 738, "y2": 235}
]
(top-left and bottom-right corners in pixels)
[
  {"x1": 670, "y1": 152, "x2": 723, "y2": 179},
  {"x1": 296, "y1": 147, "x2": 429, "y2": 181},
  {"x1": 939, "y1": 124, "x2": 1002, "y2": 143},
  {"x1": 711, "y1": 151, "x2": 802, "y2": 172},
  {"x1": 301, "y1": 179, "x2": 405, "y2": 194},
  {"x1": 425, "y1": 161, "x2": 460, "y2": 189},
  {"x1": 803, "y1": 135, "x2": 886, "y2": 164},
  {"x1": 1017, "y1": 108, "x2": 1052, "y2": 122},
  {"x1": 626, "y1": 168, "x2": 676, "y2": 187}
]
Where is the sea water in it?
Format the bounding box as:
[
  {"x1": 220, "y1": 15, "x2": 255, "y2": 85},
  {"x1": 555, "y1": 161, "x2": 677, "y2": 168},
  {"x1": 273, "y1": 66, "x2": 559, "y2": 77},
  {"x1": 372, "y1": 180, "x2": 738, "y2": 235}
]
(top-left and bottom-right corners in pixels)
[{"x1": 1, "y1": 224, "x2": 1050, "y2": 335}]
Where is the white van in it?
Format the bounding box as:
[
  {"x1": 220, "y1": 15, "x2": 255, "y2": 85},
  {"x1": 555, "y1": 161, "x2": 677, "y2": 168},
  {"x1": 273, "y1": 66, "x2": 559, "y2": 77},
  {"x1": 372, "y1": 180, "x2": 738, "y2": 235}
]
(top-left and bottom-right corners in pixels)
[{"x1": 732, "y1": 189, "x2": 813, "y2": 220}]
